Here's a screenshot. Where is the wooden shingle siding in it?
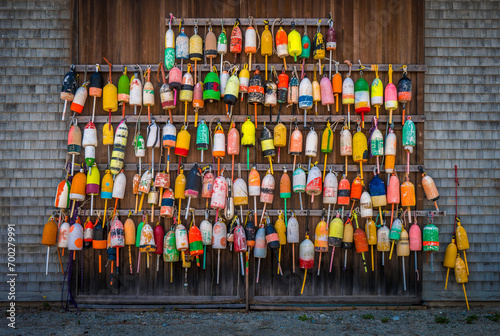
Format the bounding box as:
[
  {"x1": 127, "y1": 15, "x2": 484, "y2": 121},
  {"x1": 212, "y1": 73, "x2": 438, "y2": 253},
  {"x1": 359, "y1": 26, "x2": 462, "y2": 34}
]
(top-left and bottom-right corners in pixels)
[
  {"x1": 423, "y1": 0, "x2": 500, "y2": 301},
  {"x1": 0, "y1": 0, "x2": 71, "y2": 300}
]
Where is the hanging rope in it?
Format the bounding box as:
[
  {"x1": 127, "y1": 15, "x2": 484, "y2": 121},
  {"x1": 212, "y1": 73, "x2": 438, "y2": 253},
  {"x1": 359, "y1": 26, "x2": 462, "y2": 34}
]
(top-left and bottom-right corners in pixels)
[
  {"x1": 102, "y1": 57, "x2": 113, "y2": 83},
  {"x1": 60, "y1": 250, "x2": 79, "y2": 312}
]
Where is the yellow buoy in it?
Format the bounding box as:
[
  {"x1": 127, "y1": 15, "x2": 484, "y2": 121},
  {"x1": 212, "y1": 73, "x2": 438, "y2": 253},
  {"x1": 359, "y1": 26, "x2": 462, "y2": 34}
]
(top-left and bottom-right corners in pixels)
[{"x1": 443, "y1": 238, "x2": 457, "y2": 290}]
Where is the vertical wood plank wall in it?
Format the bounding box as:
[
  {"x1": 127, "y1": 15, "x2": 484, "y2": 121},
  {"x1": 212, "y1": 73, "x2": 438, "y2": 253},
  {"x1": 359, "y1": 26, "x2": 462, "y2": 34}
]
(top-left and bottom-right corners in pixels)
[{"x1": 73, "y1": 0, "x2": 425, "y2": 304}]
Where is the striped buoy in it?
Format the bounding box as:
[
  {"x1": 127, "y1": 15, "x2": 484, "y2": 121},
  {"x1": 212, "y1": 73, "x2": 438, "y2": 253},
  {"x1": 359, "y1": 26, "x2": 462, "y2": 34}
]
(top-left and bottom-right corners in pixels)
[{"x1": 110, "y1": 119, "x2": 128, "y2": 175}]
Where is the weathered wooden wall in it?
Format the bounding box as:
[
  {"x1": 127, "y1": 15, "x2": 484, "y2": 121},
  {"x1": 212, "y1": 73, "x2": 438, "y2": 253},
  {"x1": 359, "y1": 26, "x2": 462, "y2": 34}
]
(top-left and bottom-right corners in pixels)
[{"x1": 70, "y1": 0, "x2": 427, "y2": 305}]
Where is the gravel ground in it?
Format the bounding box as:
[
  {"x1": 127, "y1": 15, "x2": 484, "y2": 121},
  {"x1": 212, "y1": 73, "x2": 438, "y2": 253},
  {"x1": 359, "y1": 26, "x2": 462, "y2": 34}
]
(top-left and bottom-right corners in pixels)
[{"x1": 4, "y1": 306, "x2": 500, "y2": 335}]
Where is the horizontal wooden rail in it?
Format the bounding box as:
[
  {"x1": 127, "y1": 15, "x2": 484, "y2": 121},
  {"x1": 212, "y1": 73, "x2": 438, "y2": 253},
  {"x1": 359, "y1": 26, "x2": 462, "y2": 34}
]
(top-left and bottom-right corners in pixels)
[
  {"x1": 71, "y1": 209, "x2": 446, "y2": 218},
  {"x1": 74, "y1": 63, "x2": 427, "y2": 73},
  {"x1": 92, "y1": 163, "x2": 424, "y2": 173},
  {"x1": 166, "y1": 18, "x2": 333, "y2": 27},
  {"x1": 69, "y1": 161, "x2": 423, "y2": 173},
  {"x1": 73, "y1": 114, "x2": 425, "y2": 124}
]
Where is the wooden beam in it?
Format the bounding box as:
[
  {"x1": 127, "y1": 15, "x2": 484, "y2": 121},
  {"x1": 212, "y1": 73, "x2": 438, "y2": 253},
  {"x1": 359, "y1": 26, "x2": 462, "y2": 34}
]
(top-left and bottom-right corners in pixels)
[
  {"x1": 73, "y1": 63, "x2": 427, "y2": 73},
  {"x1": 166, "y1": 18, "x2": 332, "y2": 27},
  {"x1": 73, "y1": 209, "x2": 446, "y2": 218},
  {"x1": 74, "y1": 114, "x2": 425, "y2": 124},
  {"x1": 251, "y1": 295, "x2": 421, "y2": 305},
  {"x1": 94, "y1": 163, "x2": 424, "y2": 173},
  {"x1": 76, "y1": 295, "x2": 244, "y2": 304}
]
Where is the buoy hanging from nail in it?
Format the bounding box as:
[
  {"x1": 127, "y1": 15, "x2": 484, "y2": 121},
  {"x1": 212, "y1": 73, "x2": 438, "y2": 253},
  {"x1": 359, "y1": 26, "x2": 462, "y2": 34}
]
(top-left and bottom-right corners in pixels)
[
  {"x1": 292, "y1": 164, "x2": 306, "y2": 211},
  {"x1": 300, "y1": 233, "x2": 314, "y2": 294},
  {"x1": 201, "y1": 166, "x2": 215, "y2": 208},
  {"x1": 102, "y1": 57, "x2": 118, "y2": 125},
  {"x1": 328, "y1": 212, "x2": 343, "y2": 272},
  {"x1": 60, "y1": 65, "x2": 78, "y2": 120},
  {"x1": 245, "y1": 17, "x2": 257, "y2": 70},
  {"x1": 230, "y1": 19, "x2": 242, "y2": 63},
  {"x1": 365, "y1": 217, "x2": 377, "y2": 272},
  {"x1": 299, "y1": 75, "x2": 313, "y2": 128},
  {"x1": 227, "y1": 122, "x2": 240, "y2": 180},
  {"x1": 260, "y1": 125, "x2": 276, "y2": 173},
  {"x1": 323, "y1": 168, "x2": 338, "y2": 222},
  {"x1": 196, "y1": 119, "x2": 209, "y2": 163},
  {"x1": 174, "y1": 166, "x2": 186, "y2": 222},
  {"x1": 397, "y1": 228, "x2": 410, "y2": 290},
  {"x1": 290, "y1": 120, "x2": 303, "y2": 171},
  {"x1": 238, "y1": 63, "x2": 250, "y2": 101},
  {"x1": 110, "y1": 119, "x2": 128, "y2": 175},
  {"x1": 200, "y1": 212, "x2": 212, "y2": 269},
  {"x1": 306, "y1": 163, "x2": 322, "y2": 203},
  {"x1": 389, "y1": 216, "x2": 403, "y2": 260},
  {"x1": 342, "y1": 61, "x2": 354, "y2": 128},
  {"x1": 287, "y1": 212, "x2": 299, "y2": 273},
  {"x1": 205, "y1": 20, "x2": 217, "y2": 69},
  {"x1": 130, "y1": 66, "x2": 143, "y2": 116},
  {"x1": 261, "y1": 19, "x2": 273, "y2": 80},
  {"x1": 82, "y1": 120, "x2": 97, "y2": 167},
  {"x1": 117, "y1": 66, "x2": 130, "y2": 118},
  {"x1": 211, "y1": 171, "x2": 227, "y2": 223},
  {"x1": 184, "y1": 163, "x2": 202, "y2": 219},
  {"x1": 385, "y1": 64, "x2": 398, "y2": 124},
  {"x1": 384, "y1": 128, "x2": 397, "y2": 174},
  {"x1": 332, "y1": 61, "x2": 342, "y2": 112},
  {"x1": 401, "y1": 175, "x2": 415, "y2": 224},
  {"x1": 398, "y1": 65, "x2": 412, "y2": 125},
  {"x1": 312, "y1": 20, "x2": 325, "y2": 70},
  {"x1": 314, "y1": 214, "x2": 328, "y2": 275},
  {"x1": 67, "y1": 119, "x2": 81, "y2": 176},
  {"x1": 218, "y1": 19, "x2": 227, "y2": 70},
  {"x1": 419, "y1": 166, "x2": 440, "y2": 211},
  {"x1": 248, "y1": 164, "x2": 260, "y2": 226},
  {"x1": 241, "y1": 117, "x2": 255, "y2": 170},
  {"x1": 176, "y1": 20, "x2": 189, "y2": 70},
  {"x1": 288, "y1": 21, "x2": 302, "y2": 62},
  {"x1": 86, "y1": 164, "x2": 99, "y2": 214},
  {"x1": 260, "y1": 169, "x2": 275, "y2": 225},
  {"x1": 342, "y1": 217, "x2": 354, "y2": 270},
  {"x1": 352, "y1": 210, "x2": 368, "y2": 273},
  {"x1": 189, "y1": 23, "x2": 203, "y2": 82},
  {"x1": 352, "y1": 120, "x2": 368, "y2": 181},
  {"x1": 370, "y1": 117, "x2": 384, "y2": 174},
  {"x1": 203, "y1": 66, "x2": 220, "y2": 103},
  {"x1": 354, "y1": 61, "x2": 370, "y2": 128},
  {"x1": 326, "y1": 13, "x2": 337, "y2": 79},
  {"x1": 42, "y1": 216, "x2": 58, "y2": 275},
  {"x1": 233, "y1": 165, "x2": 248, "y2": 223},
  {"x1": 180, "y1": 64, "x2": 194, "y2": 123},
  {"x1": 160, "y1": 188, "x2": 174, "y2": 218},
  {"x1": 165, "y1": 14, "x2": 176, "y2": 70},
  {"x1": 280, "y1": 166, "x2": 291, "y2": 226},
  {"x1": 340, "y1": 123, "x2": 352, "y2": 176},
  {"x1": 275, "y1": 20, "x2": 288, "y2": 69},
  {"x1": 212, "y1": 217, "x2": 227, "y2": 284},
  {"x1": 168, "y1": 66, "x2": 182, "y2": 106},
  {"x1": 377, "y1": 221, "x2": 390, "y2": 266},
  {"x1": 248, "y1": 66, "x2": 264, "y2": 127},
  {"x1": 371, "y1": 65, "x2": 383, "y2": 119},
  {"x1": 71, "y1": 80, "x2": 89, "y2": 115},
  {"x1": 164, "y1": 225, "x2": 179, "y2": 282}
]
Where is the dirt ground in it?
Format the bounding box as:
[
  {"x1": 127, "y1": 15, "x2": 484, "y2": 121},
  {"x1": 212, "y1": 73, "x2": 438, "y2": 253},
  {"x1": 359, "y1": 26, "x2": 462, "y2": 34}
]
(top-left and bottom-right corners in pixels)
[{"x1": 4, "y1": 305, "x2": 500, "y2": 335}]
